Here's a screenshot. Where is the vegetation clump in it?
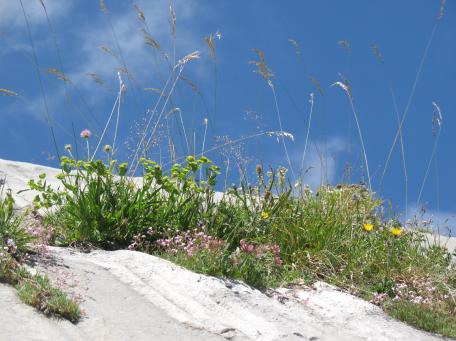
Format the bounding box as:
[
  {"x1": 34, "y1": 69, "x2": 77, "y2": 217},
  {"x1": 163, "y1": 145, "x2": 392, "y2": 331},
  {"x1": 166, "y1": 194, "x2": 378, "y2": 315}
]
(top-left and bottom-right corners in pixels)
[
  {"x1": 27, "y1": 151, "x2": 456, "y2": 337},
  {"x1": 0, "y1": 179, "x2": 81, "y2": 323}
]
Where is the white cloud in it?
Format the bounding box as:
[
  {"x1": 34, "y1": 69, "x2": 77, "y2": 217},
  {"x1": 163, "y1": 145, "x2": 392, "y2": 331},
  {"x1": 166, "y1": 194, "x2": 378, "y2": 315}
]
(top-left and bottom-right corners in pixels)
[
  {"x1": 407, "y1": 204, "x2": 456, "y2": 236},
  {"x1": 68, "y1": 0, "x2": 208, "y2": 92},
  {"x1": 3, "y1": 0, "x2": 212, "y2": 127},
  {"x1": 429, "y1": 211, "x2": 456, "y2": 236},
  {"x1": 293, "y1": 136, "x2": 347, "y2": 189},
  {"x1": 0, "y1": 0, "x2": 72, "y2": 29},
  {"x1": 1, "y1": 0, "x2": 207, "y2": 88}
]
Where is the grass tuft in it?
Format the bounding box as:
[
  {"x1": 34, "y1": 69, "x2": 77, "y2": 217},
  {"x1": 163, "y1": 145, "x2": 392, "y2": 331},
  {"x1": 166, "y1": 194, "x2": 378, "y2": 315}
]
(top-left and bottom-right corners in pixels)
[
  {"x1": 386, "y1": 301, "x2": 456, "y2": 338},
  {"x1": 16, "y1": 272, "x2": 81, "y2": 323},
  {"x1": 0, "y1": 179, "x2": 80, "y2": 323}
]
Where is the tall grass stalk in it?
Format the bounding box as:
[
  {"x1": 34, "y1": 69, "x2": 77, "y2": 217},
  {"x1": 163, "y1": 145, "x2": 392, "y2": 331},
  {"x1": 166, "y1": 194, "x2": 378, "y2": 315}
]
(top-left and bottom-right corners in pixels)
[
  {"x1": 130, "y1": 72, "x2": 175, "y2": 172},
  {"x1": 223, "y1": 157, "x2": 230, "y2": 190},
  {"x1": 349, "y1": 97, "x2": 371, "y2": 191},
  {"x1": 131, "y1": 2, "x2": 170, "y2": 90},
  {"x1": 389, "y1": 85, "x2": 408, "y2": 219},
  {"x1": 200, "y1": 118, "x2": 209, "y2": 180},
  {"x1": 131, "y1": 0, "x2": 186, "y2": 151},
  {"x1": 417, "y1": 131, "x2": 441, "y2": 206},
  {"x1": 112, "y1": 72, "x2": 126, "y2": 155},
  {"x1": 100, "y1": 0, "x2": 146, "y2": 118},
  {"x1": 169, "y1": 5, "x2": 177, "y2": 70},
  {"x1": 300, "y1": 92, "x2": 315, "y2": 177},
  {"x1": 205, "y1": 31, "x2": 221, "y2": 131},
  {"x1": 268, "y1": 80, "x2": 296, "y2": 180},
  {"x1": 131, "y1": 51, "x2": 200, "y2": 174},
  {"x1": 143, "y1": 65, "x2": 186, "y2": 158},
  {"x1": 138, "y1": 52, "x2": 200, "y2": 168},
  {"x1": 39, "y1": 0, "x2": 79, "y2": 159},
  {"x1": 381, "y1": 20, "x2": 440, "y2": 187},
  {"x1": 201, "y1": 118, "x2": 209, "y2": 158},
  {"x1": 178, "y1": 109, "x2": 190, "y2": 154},
  {"x1": 91, "y1": 93, "x2": 120, "y2": 160},
  {"x1": 370, "y1": 42, "x2": 409, "y2": 218},
  {"x1": 417, "y1": 102, "x2": 443, "y2": 206},
  {"x1": 164, "y1": 130, "x2": 289, "y2": 169},
  {"x1": 18, "y1": 0, "x2": 60, "y2": 160},
  {"x1": 333, "y1": 81, "x2": 372, "y2": 191}
]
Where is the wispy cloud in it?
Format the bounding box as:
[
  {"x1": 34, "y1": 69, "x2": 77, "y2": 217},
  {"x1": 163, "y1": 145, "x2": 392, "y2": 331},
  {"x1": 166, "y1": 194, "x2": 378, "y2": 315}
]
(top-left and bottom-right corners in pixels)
[
  {"x1": 3, "y1": 0, "x2": 212, "y2": 125},
  {"x1": 68, "y1": 0, "x2": 208, "y2": 91},
  {"x1": 0, "y1": 1, "x2": 72, "y2": 29}
]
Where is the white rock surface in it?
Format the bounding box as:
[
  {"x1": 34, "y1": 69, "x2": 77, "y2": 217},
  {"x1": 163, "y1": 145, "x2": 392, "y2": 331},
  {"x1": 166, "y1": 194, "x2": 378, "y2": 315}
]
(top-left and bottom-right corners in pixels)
[
  {"x1": 0, "y1": 158, "x2": 451, "y2": 340},
  {"x1": 0, "y1": 158, "x2": 62, "y2": 209}
]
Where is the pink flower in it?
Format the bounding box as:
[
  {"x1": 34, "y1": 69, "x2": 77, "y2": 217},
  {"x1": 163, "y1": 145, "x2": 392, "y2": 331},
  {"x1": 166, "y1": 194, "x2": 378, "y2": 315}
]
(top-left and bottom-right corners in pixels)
[
  {"x1": 186, "y1": 247, "x2": 194, "y2": 257},
  {"x1": 240, "y1": 239, "x2": 255, "y2": 253},
  {"x1": 269, "y1": 244, "x2": 281, "y2": 256},
  {"x1": 80, "y1": 129, "x2": 92, "y2": 139},
  {"x1": 274, "y1": 256, "x2": 283, "y2": 267}
]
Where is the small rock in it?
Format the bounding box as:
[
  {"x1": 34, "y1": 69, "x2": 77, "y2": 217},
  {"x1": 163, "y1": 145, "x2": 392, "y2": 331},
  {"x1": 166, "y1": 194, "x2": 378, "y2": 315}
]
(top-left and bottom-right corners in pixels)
[{"x1": 220, "y1": 327, "x2": 236, "y2": 339}]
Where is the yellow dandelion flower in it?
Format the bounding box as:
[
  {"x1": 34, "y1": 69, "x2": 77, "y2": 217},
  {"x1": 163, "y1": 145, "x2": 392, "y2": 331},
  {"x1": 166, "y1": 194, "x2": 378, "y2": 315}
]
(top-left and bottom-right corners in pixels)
[
  {"x1": 363, "y1": 223, "x2": 374, "y2": 232},
  {"x1": 261, "y1": 211, "x2": 270, "y2": 220},
  {"x1": 390, "y1": 227, "x2": 402, "y2": 237}
]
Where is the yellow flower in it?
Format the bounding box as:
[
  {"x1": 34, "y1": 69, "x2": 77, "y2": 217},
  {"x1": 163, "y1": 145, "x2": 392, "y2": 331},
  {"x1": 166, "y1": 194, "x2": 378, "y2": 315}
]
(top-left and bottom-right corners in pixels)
[
  {"x1": 390, "y1": 227, "x2": 402, "y2": 237},
  {"x1": 363, "y1": 223, "x2": 374, "y2": 232},
  {"x1": 260, "y1": 211, "x2": 270, "y2": 220}
]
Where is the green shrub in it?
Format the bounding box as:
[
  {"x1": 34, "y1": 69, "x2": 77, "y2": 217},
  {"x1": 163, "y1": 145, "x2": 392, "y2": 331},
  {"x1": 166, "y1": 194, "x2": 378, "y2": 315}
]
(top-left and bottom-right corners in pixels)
[
  {"x1": 0, "y1": 179, "x2": 33, "y2": 255},
  {"x1": 31, "y1": 155, "x2": 220, "y2": 248}
]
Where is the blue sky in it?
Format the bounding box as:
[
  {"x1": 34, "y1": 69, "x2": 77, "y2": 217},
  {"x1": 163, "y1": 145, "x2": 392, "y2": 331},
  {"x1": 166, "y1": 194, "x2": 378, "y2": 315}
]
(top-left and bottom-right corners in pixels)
[{"x1": 0, "y1": 0, "x2": 455, "y2": 232}]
